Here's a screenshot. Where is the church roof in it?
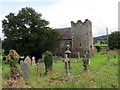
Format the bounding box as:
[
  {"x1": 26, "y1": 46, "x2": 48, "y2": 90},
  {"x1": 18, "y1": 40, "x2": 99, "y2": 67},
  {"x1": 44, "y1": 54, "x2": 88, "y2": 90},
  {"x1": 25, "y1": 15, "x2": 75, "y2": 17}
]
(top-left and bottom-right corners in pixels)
[{"x1": 55, "y1": 27, "x2": 72, "y2": 40}]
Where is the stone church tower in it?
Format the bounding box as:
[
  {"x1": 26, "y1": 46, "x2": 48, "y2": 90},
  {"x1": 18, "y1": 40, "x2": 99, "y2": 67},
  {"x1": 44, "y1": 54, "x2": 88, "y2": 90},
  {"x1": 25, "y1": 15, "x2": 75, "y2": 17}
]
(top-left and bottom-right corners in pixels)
[
  {"x1": 54, "y1": 19, "x2": 94, "y2": 58},
  {"x1": 71, "y1": 19, "x2": 93, "y2": 58}
]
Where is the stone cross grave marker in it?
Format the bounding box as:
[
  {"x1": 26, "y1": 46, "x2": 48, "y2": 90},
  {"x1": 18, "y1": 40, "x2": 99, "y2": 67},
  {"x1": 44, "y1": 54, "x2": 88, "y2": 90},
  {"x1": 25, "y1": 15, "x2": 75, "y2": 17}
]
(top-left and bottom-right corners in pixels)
[
  {"x1": 64, "y1": 44, "x2": 71, "y2": 69},
  {"x1": 64, "y1": 54, "x2": 73, "y2": 78},
  {"x1": 24, "y1": 56, "x2": 31, "y2": 67},
  {"x1": 64, "y1": 44, "x2": 73, "y2": 78},
  {"x1": 32, "y1": 56, "x2": 36, "y2": 65}
]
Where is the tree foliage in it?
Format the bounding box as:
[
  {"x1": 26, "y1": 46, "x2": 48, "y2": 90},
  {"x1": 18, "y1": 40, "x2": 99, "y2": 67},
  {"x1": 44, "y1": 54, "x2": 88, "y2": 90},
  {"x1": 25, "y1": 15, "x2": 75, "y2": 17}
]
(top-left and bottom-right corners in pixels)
[
  {"x1": 2, "y1": 7, "x2": 61, "y2": 60},
  {"x1": 108, "y1": 31, "x2": 120, "y2": 49}
]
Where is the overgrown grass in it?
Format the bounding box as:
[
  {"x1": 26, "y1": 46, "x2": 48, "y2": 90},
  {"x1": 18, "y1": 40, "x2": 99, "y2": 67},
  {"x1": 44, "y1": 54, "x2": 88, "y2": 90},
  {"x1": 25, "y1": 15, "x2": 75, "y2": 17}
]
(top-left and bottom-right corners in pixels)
[{"x1": 2, "y1": 49, "x2": 118, "y2": 88}]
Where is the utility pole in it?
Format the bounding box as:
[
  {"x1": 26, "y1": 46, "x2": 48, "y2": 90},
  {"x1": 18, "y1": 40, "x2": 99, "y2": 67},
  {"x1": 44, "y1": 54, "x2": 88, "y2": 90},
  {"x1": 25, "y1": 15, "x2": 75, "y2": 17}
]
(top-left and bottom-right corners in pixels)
[{"x1": 106, "y1": 28, "x2": 110, "y2": 61}]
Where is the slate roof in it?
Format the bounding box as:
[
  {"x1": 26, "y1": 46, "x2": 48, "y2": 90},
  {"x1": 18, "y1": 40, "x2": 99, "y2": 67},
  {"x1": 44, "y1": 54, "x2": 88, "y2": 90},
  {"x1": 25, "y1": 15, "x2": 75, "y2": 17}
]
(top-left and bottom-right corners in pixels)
[{"x1": 55, "y1": 27, "x2": 72, "y2": 40}]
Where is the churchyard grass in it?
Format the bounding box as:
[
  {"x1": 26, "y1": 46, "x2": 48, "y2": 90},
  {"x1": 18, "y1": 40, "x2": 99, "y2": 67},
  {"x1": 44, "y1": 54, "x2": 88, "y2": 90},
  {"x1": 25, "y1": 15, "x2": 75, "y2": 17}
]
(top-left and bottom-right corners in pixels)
[{"x1": 2, "y1": 49, "x2": 118, "y2": 88}]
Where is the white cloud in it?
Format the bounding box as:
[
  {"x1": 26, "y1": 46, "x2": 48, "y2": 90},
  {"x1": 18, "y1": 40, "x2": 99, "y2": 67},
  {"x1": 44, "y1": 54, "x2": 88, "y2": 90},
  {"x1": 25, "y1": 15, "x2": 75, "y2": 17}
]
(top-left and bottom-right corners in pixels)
[
  {"x1": 0, "y1": 0, "x2": 119, "y2": 39},
  {"x1": 0, "y1": 0, "x2": 63, "y2": 3},
  {"x1": 41, "y1": 0, "x2": 119, "y2": 37},
  {"x1": 0, "y1": 0, "x2": 31, "y2": 2}
]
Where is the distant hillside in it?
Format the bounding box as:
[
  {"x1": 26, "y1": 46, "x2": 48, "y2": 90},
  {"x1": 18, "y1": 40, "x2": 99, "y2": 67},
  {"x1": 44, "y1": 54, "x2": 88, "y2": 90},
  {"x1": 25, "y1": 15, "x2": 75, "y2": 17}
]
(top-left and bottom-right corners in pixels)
[
  {"x1": 93, "y1": 35, "x2": 107, "y2": 41},
  {"x1": 93, "y1": 35, "x2": 108, "y2": 47}
]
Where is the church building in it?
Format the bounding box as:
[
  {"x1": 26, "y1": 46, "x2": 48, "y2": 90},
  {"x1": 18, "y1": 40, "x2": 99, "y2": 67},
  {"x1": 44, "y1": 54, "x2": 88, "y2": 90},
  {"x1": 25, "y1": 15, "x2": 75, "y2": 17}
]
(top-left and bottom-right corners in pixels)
[{"x1": 55, "y1": 19, "x2": 94, "y2": 58}]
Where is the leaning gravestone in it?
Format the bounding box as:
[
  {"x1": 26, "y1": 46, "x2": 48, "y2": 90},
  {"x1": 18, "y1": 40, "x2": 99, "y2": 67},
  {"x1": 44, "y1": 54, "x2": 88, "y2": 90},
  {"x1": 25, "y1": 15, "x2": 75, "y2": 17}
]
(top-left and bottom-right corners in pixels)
[
  {"x1": 22, "y1": 63, "x2": 29, "y2": 80},
  {"x1": 32, "y1": 56, "x2": 36, "y2": 65},
  {"x1": 24, "y1": 56, "x2": 31, "y2": 67},
  {"x1": 20, "y1": 60, "x2": 29, "y2": 80}
]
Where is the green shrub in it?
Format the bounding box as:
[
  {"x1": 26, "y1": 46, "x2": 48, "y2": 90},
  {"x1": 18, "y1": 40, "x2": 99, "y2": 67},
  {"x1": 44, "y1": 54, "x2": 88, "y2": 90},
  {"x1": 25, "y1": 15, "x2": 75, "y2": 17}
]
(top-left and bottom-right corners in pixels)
[{"x1": 43, "y1": 51, "x2": 53, "y2": 74}]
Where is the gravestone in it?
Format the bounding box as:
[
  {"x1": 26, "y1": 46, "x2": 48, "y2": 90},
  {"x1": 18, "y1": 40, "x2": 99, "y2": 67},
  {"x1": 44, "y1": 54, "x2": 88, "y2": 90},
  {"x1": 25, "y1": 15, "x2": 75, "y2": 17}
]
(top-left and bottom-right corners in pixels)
[
  {"x1": 64, "y1": 54, "x2": 69, "y2": 75},
  {"x1": 22, "y1": 63, "x2": 29, "y2": 80},
  {"x1": 77, "y1": 52, "x2": 80, "y2": 59},
  {"x1": 20, "y1": 60, "x2": 24, "y2": 69},
  {"x1": 64, "y1": 44, "x2": 73, "y2": 78},
  {"x1": 38, "y1": 59, "x2": 42, "y2": 63},
  {"x1": 18, "y1": 56, "x2": 25, "y2": 64},
  {"x1": 32, "y1": 56, "x2": 36, "y2": 65},
  {"x1": 64, "y1": 54, "x2": 73, "y2": 78},
  {"x1": 24, "y1": 56, "x2": 31, "y2": 66},
  {"x1": 64, "y1": 44, "x2": 71, "y2": 69}
]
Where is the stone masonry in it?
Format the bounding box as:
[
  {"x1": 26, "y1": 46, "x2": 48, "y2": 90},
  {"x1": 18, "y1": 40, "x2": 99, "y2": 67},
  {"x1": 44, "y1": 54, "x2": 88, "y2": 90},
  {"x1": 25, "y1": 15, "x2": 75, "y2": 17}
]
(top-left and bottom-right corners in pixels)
[
  {"x1": 55, "y1": 19, "x2": 94, "y2": 58},
  {"x1": 71, "y1": 19, "x2": 93, "y2": 58}
]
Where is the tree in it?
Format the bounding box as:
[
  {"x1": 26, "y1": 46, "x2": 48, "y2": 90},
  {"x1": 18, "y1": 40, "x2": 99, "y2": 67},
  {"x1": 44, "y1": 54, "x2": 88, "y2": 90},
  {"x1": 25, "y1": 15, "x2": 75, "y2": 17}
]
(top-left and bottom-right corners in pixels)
[
  {"x1": 108, "y1": 31, "x2": 120, "y2": 49},
  {"x1": 2, "y1": 7, "x2": 61, "y2": 60}
]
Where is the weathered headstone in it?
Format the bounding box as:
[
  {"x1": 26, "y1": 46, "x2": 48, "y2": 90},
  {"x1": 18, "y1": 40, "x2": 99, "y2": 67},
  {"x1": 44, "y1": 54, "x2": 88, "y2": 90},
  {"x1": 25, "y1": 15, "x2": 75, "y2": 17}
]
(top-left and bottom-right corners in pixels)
[
  {"x1": 22, "y1": 63, "x2": 29, "y2": 80},
  {"x1": 20, "y1": 60, "x2": 24, "y2": 70},
  {"x1": 64, "y1": 54, "x2": 73, "y2": 78},
  {"x1": 64, "y1": 44, "x2": 71, "y2": 69},
  {"x1": 64, "y1": 54, "x2": 69, "y2": 75},
  {"x1": 64, "y1": 44, "x2": 73, "y2": 78},
  {"x1": 38, "y1": 59, "x2": 42, "y2": 63},
  {"x1": 18, "y1": 56, "x2": 25, "y2": 64},
  {"x1": 24, "y1": 56, "x2": 31, "y2": 66},
  {"x1": 32, "y1": 56, "x2": 36, "y2": 65},
  {"x1": 77, "y1": 52, "x2": 80, "y2": 59}
]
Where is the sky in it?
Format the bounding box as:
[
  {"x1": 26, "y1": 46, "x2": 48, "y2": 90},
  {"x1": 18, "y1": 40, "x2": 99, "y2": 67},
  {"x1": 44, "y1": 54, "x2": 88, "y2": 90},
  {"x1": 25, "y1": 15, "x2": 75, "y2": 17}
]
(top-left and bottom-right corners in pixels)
[{"x1": 0, "y1": 0, "x2": 119, "y2": 40}]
